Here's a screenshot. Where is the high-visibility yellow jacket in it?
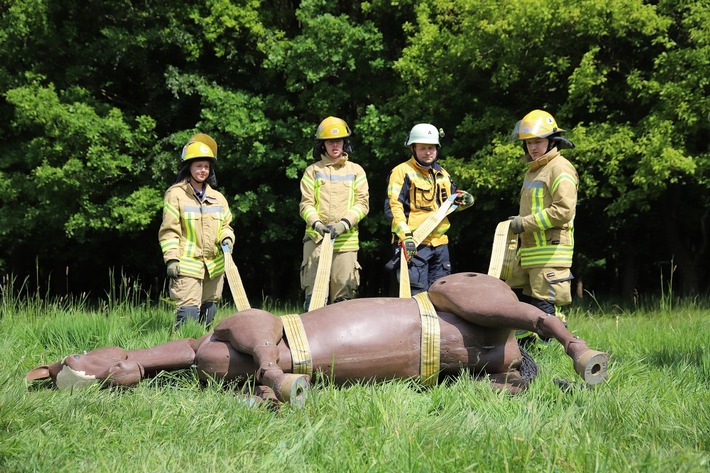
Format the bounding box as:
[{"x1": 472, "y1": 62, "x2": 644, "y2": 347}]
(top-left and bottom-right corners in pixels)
[
  {"x1": 299, "y1": 153, "x2": 369, "y2": 252},
  {"x1": 517, "y1": 148, "x2": 577, "y2": 268},
  {"x1": 385, "y1": 158, "x2": 459, "y2": 246},
  {"x1": 159, "y1": 181, "x2": 235, "y2": 279}
]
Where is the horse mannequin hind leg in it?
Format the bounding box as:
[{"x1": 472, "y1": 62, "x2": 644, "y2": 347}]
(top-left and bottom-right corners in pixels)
[
  {"x1": 213, "y1": 309, "x2": 308, "y2": 407},
  {"x1": 428, "y1": 272, "x2": 608, "y2": 384}
]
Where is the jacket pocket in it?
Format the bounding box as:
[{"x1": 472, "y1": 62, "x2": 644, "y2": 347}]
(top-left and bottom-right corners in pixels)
[
  {"x1": 544, "y1": 268, "x2": 573, "y2": 285},
  {"x1": 546, "y1": 228, "x2": 572, "y2": 246},
  {"x1": 412, "y1": 180, "x2": 436, "y2": 211}
]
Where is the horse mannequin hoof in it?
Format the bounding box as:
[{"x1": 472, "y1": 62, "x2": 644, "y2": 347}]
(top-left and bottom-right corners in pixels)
[
  {"x1": 574, "y1": 350, "x2": 609, "y2": 385},
  {"x1": 278, "y1": 374, "x2": 309, "y2": 408}
]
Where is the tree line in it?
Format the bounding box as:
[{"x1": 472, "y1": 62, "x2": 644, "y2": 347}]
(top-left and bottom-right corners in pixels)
[{"x1": 1, "y1": 0, "x2": 708, "y2": 304}]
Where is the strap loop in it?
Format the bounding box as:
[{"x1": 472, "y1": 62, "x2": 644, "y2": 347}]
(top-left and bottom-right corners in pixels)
[
  {"x1": 413, "y1": 292, "x2": 441, "y2": 386},
  {"x1": 282, "y1": 314, "x2": 313, "y2": 376}
]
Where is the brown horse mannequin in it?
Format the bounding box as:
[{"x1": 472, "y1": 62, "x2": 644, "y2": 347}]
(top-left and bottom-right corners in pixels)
[{"x1": 26, "y1": 273, "x2": 608, "y2": 407}]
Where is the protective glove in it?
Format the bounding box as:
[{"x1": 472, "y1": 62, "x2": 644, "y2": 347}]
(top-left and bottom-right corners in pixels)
[
  {"x1": 166, "y1": 260, "x2": 180, "y2": 279},
  {"x1": 454, "y1": 190, "x2": 474, "y2": 207},
  {"x1": 400, "y1": 234, "x2": 417, "y2": 262},
  {"x1": 328, "y1": 219, "x2": 351, "y2": 238},
  {"x1": 312, "y1": 220, "x2": 329, "y2": 236},
  {"x1": 509, "y1": 216, "x2": 524, "y2": 234},
  {"x1": 221, "y1": 238, "x2": 233, "y2": 253}
]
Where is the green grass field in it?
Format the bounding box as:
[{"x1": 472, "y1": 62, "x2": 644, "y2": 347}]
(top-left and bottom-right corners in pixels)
[{"x1": 0, "y1": 287, "x2": 708, "y2": 472}]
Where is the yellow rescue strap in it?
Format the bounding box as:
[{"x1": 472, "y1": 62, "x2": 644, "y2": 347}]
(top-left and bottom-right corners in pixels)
[
  {"x1": 281, "y1": 313, "x2": 313, "y2": 376},
  {"x1": 399, "y1": 194, "x2": 459, "y2": 298},
  {"x1": 487, "y1": 219, "x2": 517, "y2": 281},
  {"x1": 308, "y1": 232, "x2": 334, "y2": 312},
  {"x1": 398, "y1": 253, "x2": 411, "y2": 299},
  {"x1": 488, "y1": 221, "x2": 532, "y2": 341},
  {"x1": 221, "y1": 243, "x2": 251, "y2": 312},
  {"x1": 284, "y1": 296, "x2": 441, "y2": 384},
  {"x1": 413, "y1": 292, "x2": 441, "y2": 386}
]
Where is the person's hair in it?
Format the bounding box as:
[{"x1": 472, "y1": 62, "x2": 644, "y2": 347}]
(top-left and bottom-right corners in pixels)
[
  {"x1": 174, "y1": 159, "x2": 218, "y2": 187},
  {"x1": 312, "y1": 138, "x2": 353, "y2": 160}
]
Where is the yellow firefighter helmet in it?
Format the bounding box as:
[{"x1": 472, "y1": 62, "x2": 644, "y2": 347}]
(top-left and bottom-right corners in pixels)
[
  {"x1": 188, "y1": 133, "x2": 217, "y2": 158},
  {"x1": 511, "y1": 110, "x2": 564, "y2": 141},
  {"x1": 181, "y1": 140, "x2": 216, "y2": 163},
  {"x1": 181, "y1": 133, "x2": 218, "y2": 163},
  {"x1": 315, "y1": 116, "x2": 351, "y2": 140}
]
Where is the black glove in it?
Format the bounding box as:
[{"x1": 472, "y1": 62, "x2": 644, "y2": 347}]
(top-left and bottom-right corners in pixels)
[
  {"x1": 312, "y1": 221, "x2": 328, "y2": 236},
  {"x1": 509, "y1": 216, "x2": 524, "y2": 234},
  {"x1": 166, "y1": 260, "x2": 180, "y2": 279},
  {"x1": 400, "y1": 235, "x2": 417, "y2": 262}
]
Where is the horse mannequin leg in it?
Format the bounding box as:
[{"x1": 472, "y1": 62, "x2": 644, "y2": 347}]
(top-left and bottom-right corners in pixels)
[
  {"x1": 429, "y1": 272, "x2": 609, "y2": 385},
  {"x1": 26, "y1": 339, "x2": 201, "y2": 389},
  {"x1": 214, "y1": 309, "x2": 308, "y2": 406}
]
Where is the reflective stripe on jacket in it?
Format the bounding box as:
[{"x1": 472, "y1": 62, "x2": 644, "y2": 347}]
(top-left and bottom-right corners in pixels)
[
  {"x1": 385, "y1": 158, "x2": 457, "y2": 247},
  {"x1": 158, "y1": 182, "x2": 235, "y2": 279},
  {"x1": 299, "y1": 153, "x2": 369, "y2": 252},
  {"x1": 517, "y1": 149, "x2": 577, "y2": 268}
]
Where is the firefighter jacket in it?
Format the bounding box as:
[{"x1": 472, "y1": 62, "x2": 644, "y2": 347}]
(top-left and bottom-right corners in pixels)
[
  {"x1": 159, "y1": 181, "x2": 235, "y2": 279},
  {"x1": 385, "y1": 157, "x2": 460, "y2": 247},
  {"x1": 517, "y1": 148, "x2": 577, "y2": 268},
  {"x1": 299, "y1": 153, "x2": 369, "y2": 252}
]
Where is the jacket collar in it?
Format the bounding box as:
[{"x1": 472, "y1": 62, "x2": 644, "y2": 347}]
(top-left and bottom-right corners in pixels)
[
  {"x1": 408, "y1": 157, "x2": 443, "y2": 173},
  {"x1": 526, "y1": 148, "x2": 560, "y2": 171},
  {"x1": 175, "y1": 180, "x2": 215, "y2": 201},
  {"x1": 320, "y1": 152, "x2": 349, "y2": 167}
]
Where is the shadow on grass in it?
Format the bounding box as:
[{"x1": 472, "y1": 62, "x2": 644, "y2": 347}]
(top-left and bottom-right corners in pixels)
[{"x1": 645, "y1": 346, "x2": 705, "y2": 368}]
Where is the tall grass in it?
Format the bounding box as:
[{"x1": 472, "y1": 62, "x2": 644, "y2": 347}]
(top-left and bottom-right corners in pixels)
[{"x1": 0, "y1": 276, "x2": 708, "y2": 472}]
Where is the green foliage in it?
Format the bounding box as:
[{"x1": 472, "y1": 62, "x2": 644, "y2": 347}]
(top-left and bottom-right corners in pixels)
[
  {"x1": 0, "y1": 0, "x2": 708, "y2": 298},
  {"x1": 195, "y1": 0, "x2": 273, "y2": 61},
  {"x1": 4, "y1": 79, "x2": 161, "y2": 241}
]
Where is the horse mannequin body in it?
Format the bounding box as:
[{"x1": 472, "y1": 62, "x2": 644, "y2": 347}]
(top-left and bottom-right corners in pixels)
[{"x1": 26, "y1": 273, "x2": 609, "y2": 406}]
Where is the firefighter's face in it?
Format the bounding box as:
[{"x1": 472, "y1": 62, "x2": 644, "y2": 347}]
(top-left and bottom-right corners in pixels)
[
  {"x1": 189, "y1": 159, "x2": 211, "y2": 183},
  {"x1": 525, "y1": 137, "x2": 549, "y2": 160},
  {"x1": 324, "y1": 139, "x2": 344, "y2": 161},
  {"x1": 413, "y1": 143, "x2": 437, "y2": 165}
]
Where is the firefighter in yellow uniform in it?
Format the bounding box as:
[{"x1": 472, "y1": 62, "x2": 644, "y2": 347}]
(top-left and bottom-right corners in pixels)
[
  {"x1": 159, "y1": 134, "x2": 235, "y2": 329},
  {"x1": 385, "y1": 123, "x2": 474, "y2": 295},
  {"x1": 299, "y1": 117, "x2": 369, "y2": 310},
  {"x1": 507, "y1": 110, "x2": 577, "y2": 344}
]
